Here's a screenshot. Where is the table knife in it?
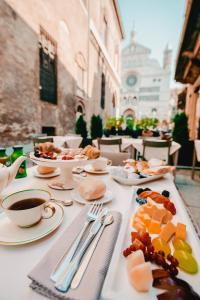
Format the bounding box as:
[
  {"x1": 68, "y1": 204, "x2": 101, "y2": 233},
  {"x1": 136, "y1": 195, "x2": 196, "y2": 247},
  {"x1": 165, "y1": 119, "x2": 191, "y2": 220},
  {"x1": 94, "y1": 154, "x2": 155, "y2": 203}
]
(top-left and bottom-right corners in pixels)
[{"x1": 55, "y1": 215, "x2": 104, "y2": 292}]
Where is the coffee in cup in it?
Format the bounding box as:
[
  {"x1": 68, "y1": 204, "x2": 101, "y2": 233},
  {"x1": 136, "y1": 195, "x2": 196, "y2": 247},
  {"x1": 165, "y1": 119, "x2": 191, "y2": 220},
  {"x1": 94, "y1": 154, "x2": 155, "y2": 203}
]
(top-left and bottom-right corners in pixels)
[{"x1": 1, "y1": 189, "x2": 55, "y2": 227}]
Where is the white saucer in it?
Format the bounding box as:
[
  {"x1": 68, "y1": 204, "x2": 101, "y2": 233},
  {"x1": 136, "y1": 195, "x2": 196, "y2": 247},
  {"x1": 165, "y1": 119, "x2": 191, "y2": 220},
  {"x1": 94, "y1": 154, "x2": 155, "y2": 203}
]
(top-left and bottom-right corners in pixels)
[
  {"x1": 0, "y1": 203, "x2": 64, "y2": 245},
  {"x1": 84, "y1": 164, "x2": 109, "y2": 175},
  {"x1": 33, "y1": 167, "x2": 60, "y2": 178},
  {"x1": 71, "y1": 189, "x2": 114, "y2": 205}
]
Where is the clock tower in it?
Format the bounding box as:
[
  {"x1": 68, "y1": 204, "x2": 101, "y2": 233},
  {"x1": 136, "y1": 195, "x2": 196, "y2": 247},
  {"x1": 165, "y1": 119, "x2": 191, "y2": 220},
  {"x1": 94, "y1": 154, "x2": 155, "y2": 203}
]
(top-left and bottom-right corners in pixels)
[{"x1": 120, "y1": 28, "x2": 172, "y2": 120}]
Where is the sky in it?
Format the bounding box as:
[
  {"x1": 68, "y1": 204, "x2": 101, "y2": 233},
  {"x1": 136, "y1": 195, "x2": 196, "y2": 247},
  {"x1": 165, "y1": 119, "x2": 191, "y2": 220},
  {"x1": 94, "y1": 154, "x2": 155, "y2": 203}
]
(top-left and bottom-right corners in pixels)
[{"x1": 118, "y1": 0, "x2": 186, "y2": 87}]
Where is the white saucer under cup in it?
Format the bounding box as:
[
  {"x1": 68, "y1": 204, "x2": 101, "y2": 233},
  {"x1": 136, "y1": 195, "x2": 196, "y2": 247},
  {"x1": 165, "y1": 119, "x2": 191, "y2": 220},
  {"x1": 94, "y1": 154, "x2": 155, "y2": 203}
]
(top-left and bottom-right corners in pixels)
[{"x1": 0, "y1": 202, "x2": 64, "y2": 245}]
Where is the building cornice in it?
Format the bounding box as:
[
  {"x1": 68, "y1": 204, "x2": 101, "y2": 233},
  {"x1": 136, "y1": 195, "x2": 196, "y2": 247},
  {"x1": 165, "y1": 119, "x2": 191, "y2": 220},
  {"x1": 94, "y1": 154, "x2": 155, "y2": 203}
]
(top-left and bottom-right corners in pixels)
[
  {"x1": 112, "y1": 0, "x2": 125, "y2": 39},
  {"x1": 175, "y1": 0, "x2": 192, "y2": 69},
  {"x1": 175, "y1": 0, "x2": 200, "y2": 84}
]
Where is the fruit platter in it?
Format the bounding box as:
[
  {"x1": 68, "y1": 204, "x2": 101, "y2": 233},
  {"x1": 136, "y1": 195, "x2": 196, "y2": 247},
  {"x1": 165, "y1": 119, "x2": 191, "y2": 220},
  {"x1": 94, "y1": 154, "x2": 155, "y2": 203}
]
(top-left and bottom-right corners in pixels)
[
  {"x1": 110, "y1": 159, "x2": 175, "y2": 186},
  {"x1": 102, "y1": 186, "x2": 200, "y2": 300},
  {"x1": 30, "y1": 143, "x2": 100, "y2": 189}
]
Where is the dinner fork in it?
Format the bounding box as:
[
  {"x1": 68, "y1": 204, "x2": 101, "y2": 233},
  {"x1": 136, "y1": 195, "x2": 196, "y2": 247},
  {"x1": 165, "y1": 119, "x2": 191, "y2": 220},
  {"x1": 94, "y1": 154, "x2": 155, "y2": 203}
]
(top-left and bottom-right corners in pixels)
[{"x1": 50, "y1": 203, "x2": 102, "y2": 282}]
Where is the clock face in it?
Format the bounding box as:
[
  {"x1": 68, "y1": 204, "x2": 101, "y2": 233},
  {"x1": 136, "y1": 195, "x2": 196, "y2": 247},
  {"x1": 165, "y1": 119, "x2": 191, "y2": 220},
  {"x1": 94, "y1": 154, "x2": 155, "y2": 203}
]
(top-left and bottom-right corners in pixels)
[{"x1": 126, "y1": 74, "x2": 137, "y2": 87}]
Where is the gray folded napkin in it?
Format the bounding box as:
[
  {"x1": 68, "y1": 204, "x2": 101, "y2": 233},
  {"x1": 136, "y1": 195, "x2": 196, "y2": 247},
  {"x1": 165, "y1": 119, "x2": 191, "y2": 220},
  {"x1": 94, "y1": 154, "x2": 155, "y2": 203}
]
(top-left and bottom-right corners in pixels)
[{"x1": 28, "y1": 207, "x2": 122, "y2": 300}]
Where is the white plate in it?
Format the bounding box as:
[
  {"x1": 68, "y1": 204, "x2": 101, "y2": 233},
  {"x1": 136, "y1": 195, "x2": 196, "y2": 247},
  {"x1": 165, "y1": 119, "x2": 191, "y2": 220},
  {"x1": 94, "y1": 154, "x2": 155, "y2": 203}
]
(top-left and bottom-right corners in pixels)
[
  {"x1": 0, "y1": 202, "x2": 64, "y2": 245},
  {"x1": 111, "y1": 170, "x2": 163, "y2": 186},
  {"x1": 84, "y1": 164, "x2": 109, "y2": 175},
  {"x1": 71, "y1": 188, "x2": 114, "y2": 205},
  {"x1": 33, "y1": 167, "x2": 60, "y2": 178},
  {"x1": 30, "y1": 152, "x2": 89, "y2": 167},
  {"x1": 102, "y1": 187, "x2": 200, "y2": 299}
]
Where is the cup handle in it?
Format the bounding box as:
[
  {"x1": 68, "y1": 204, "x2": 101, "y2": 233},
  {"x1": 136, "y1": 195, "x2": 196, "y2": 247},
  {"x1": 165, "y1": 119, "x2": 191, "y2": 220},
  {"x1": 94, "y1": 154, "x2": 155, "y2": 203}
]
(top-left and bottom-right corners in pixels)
[
  {"x1": 107, "y1": 159, "x2": 112, "y2": 166},
  {"x1": 42, "y1": 204, "x2": 56, "y2": 219}
]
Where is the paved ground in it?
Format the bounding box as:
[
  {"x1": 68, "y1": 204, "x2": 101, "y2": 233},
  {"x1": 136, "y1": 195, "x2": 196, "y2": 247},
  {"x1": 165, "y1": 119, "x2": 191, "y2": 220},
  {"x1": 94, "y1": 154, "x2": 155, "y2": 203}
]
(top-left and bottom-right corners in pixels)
[{"x1": 175, "y1": 169, "x2": 200, "y2": 236}]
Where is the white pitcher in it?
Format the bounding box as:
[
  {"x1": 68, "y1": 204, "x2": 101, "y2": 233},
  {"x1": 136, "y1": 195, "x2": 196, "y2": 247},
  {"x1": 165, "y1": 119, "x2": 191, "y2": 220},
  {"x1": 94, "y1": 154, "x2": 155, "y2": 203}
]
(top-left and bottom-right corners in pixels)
[{"x1": 0, "y1": 156, "x2": 27, "y2": 194}]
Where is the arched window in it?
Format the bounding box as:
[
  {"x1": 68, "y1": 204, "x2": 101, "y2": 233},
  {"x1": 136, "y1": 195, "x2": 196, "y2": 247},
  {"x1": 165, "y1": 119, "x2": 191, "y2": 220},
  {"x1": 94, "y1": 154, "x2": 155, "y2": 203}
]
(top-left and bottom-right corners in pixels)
[
  {"x1": 112, "y1": 94, "x2": 116, "y2": 108},
  {"x1": 77, "y1": 105, "x2": 83, "y2": 114},
  {"x1": 100, "y1": 73, "x2": 106, "y2": 109}
]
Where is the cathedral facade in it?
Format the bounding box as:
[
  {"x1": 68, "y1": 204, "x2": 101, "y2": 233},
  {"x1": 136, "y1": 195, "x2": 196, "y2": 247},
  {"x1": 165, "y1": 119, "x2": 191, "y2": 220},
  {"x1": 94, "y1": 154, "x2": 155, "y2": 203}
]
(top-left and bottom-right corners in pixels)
[{"x1": 120, "y1": 30, "x2": 172, "y2": 121}]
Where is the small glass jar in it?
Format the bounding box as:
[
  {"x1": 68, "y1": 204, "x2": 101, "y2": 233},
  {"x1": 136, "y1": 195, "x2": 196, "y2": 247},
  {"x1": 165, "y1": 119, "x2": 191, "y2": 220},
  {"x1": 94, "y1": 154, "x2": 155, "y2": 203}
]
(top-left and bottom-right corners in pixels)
[
  {"x1": 0, "y1": 148, "x2": 9, "y2": 166},
  {"x1": 11, "y1": 146, "x2": 27, "y2": 178}
]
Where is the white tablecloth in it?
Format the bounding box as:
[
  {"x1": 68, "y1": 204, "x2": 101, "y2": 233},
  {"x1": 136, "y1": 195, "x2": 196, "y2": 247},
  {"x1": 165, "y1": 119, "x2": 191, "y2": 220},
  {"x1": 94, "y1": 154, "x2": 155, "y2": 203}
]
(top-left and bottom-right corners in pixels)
[
  {"x1": 53, "y1": 135, "x2": 82, "y2": 149},
  {"x1": 93, "y1": 138, "x2": 181, "y2": 161},
  {"x1": 194, "y1": 140, "x2": 200, "y2": 162},
  {"x1": 0, "y1": 168, "x2": 190, "y2": 300}
]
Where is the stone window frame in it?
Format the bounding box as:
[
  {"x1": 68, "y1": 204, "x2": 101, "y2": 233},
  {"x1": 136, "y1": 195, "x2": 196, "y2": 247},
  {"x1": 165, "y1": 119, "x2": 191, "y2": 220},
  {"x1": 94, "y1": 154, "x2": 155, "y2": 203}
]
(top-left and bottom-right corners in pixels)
[
  {"x1": 39, "y1": 27, "x2": 57, "y2": 105},
  {"x1": 75, "y1": 52, "x2": 87, "y2": 92},
  {"x1": 100, "y1": 73, "x2": 106, "y2": 109},
  {"x1": 101, "y1": 8, "x2": 108, "y2": 48}
]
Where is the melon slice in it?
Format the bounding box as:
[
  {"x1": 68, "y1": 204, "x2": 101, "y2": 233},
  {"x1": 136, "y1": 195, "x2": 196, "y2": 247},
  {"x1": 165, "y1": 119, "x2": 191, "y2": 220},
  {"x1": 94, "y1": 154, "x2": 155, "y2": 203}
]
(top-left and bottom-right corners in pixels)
[
  {"x1": 127, "y1": 250, "x2": 145, "y2": 272},
  {"x1": 128, "y1": 262, "x2": 153, "y2": 292}
]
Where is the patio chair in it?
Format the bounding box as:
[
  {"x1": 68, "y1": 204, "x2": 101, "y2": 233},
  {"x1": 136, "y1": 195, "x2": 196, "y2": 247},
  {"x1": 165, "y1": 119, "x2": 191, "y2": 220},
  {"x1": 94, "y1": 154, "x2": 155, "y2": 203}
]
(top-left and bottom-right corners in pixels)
[
  {"x1": 100, "y1": 151, "x2": 130, "y2": 166},
  {"x1": 97, "y1": 138, "x2": 122, "y2": 152},
  {"x1": 142, "y1": 140, "x2": 172, "y2": 164},
  {"x1": 32, "y1": 137, "x2": 54, "y2": 145}
]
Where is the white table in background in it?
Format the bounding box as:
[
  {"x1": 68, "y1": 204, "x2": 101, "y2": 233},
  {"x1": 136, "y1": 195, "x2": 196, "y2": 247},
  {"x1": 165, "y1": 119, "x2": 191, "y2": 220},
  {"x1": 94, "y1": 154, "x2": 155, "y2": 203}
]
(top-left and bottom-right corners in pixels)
[
  {"x1": 93, "y1": 137, "x2": 181, "y2": 162},
  {"x1": 0, "y1": 168, "x2": 191, "y2": 300},
  {"x1": 53, "y1": 135, "x2": 82, "y2": 149}
]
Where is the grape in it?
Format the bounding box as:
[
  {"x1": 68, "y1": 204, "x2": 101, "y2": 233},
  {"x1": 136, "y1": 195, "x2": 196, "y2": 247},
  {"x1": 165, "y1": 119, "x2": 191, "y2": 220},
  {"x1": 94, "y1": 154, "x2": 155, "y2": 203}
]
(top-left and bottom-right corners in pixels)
[
  {"x1": 137, "y1": 188, "x2": 144, "y2": 195},
  {"x1": 167, "y1": 254, "x2": 173, "y2": 262},
  {"x1": 147, "y1": 245, "x2": 155, "y2": 253},
  {"x1": 131, "y1": 231, "x2": 139, "y2": 242},
  {"x1": 139, "y1": 244, "x2": 145, "y2": 251},
  {"x1": 144, "y1": 251, "x2": 150, "y2": 261},
  {"x1": 149, "y1": 252, "x2": 156, "y2": 262},
  {"x1": 161, "y1": 261, "x2": 169, "y2": 270},
  {"x1": 169, "y1": 264, "x2": 178, "y2": 276},
  {"x1": 144, "y1": 187, "x2": 151, "y2": 191},
  {"x1": 170, "y1": 257, "x2": 179, "y2": 267},
  {"x1": 123, "y1": 249, "x2": 129, "y2": 257},
  {"x1": 158, "y1": 250, "x2": 165, "y2": 257},
  {"x1": 130, "y1": 244, "x2": 136, "y2": 251},
  {"x1": 140, "y1": 232, "x2": 151, "y2": 246},
  {"x1": 155, "y1": 254, "x2": 165, "y2": 266},
  {"x1": 162, "y1": 190, "x2": 170, "y2": 198}
]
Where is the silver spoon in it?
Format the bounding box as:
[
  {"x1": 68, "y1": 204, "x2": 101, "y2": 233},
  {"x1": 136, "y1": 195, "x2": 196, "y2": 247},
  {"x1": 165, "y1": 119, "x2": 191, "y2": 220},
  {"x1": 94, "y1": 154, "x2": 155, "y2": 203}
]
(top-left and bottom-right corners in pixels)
[{"x1": 50, "y1": 199, "x2": 73, "y2": 206}]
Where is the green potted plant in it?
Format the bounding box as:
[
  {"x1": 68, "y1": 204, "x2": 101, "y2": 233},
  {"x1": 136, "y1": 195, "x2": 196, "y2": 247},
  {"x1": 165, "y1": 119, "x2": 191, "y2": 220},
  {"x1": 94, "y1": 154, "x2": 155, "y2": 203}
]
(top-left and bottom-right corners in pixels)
[
  {"x1": 104, "y1": 117, "x2": 116, "y2": 136},
  {"x1": 172, "y1": 112, "x2": 193, "y2": 166},
  {"x1": 125, "y1": 117, "x2": 134, "y2": 136},
  {"x1": 75, "y1": 115, "x2": 88, "y2": 138},
  {"x1": 90, "y1": 115, "x2": 103, "y2": 140}
]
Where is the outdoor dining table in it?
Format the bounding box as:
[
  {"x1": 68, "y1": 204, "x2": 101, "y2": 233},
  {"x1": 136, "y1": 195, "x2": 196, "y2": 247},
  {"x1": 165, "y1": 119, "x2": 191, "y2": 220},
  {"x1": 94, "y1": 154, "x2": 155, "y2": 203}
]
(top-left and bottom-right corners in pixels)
[
  {"x1": 93, "y1": 137, "x2": 181, "y2": 163},
  {"x1": 0, "y1": 165, "x2": 196, "y2": 300}
]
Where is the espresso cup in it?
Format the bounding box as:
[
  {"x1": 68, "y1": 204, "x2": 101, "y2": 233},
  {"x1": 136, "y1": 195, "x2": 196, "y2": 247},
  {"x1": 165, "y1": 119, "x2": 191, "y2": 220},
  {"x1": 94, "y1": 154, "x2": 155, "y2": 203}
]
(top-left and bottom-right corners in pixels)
[
  {"x1": 1, "y1": 189, "x2": 55, "y2": 227},
  {"x1": 92, "y1": 157, "x2": 111, "y2": 171}
]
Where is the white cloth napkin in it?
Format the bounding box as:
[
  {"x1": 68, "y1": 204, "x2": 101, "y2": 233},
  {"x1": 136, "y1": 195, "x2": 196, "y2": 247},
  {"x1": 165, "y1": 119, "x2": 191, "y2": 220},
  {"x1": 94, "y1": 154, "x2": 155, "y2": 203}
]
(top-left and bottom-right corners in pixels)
[{"x1": 28, "y1": 207, "x2": 122, "y2": 300}]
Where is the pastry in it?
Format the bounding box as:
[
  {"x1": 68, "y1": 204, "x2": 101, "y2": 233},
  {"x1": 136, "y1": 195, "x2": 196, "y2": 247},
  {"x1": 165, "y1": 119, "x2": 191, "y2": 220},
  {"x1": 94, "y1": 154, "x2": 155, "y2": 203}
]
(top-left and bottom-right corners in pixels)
[
  {"x1": 142, "y1": 166, "x2": 175, "y2": 176},
  {"x1": 37, "y1": 166, "x2": 56, "y2": 174},
  {"x1": 81, "y1": 145, "x2": 100, "y2": 159},
  {"x1": 78, "y1": 178, "x2": 106, "y2": 201},
  {"x1": 35, "y1": 142, "x2": 61, "y2": 153}
]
